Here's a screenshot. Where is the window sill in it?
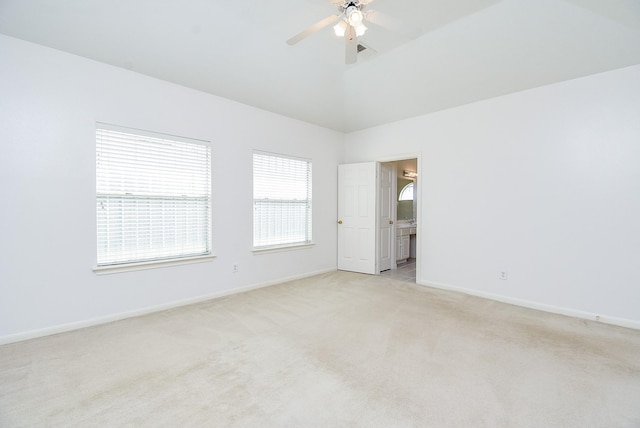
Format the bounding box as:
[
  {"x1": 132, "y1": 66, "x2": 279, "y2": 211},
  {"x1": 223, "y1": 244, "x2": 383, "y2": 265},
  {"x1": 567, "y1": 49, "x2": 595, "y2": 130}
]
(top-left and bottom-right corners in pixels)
[
  {"x1": 93, "y1": 254, "x2": 216, "y2": 275},
  {"x1": 252, "y1": 243, "x2": 315, "y2": 254}
]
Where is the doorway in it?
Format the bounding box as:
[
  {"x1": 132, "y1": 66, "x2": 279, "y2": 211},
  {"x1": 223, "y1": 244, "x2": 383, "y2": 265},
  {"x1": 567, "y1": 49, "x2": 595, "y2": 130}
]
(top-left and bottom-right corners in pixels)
[
  {"x1": 337, "y1": 157, "x2": 420, "y2": 282},
  {"x1": 379, "y1": 158, "x2": 418, "y2": 283}
]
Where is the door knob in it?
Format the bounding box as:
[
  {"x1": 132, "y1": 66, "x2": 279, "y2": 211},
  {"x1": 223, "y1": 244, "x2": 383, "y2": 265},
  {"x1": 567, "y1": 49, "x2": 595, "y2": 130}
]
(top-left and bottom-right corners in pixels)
[
  {"x1": 389, "y1": 220, "x2": 393, "y2": 224},
  {"x1": 338, "y1": 220, "x2": 343, "y2": 224}
]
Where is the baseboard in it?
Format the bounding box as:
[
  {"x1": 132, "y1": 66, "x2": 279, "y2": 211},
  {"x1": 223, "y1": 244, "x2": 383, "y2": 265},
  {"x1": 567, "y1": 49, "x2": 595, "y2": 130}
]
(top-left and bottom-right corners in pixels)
[
  {"x1": 418, "y1": 279, "x2": 640, "y2": 331},
  {"x1": 0, "y1": 267, "x2": 337, "y2": 346}
]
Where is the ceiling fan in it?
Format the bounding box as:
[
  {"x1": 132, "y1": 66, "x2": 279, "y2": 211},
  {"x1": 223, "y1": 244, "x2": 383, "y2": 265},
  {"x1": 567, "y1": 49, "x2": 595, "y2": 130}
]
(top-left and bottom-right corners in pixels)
[{"x1": 286, "y1": 0, "x2": 401, "y2": 64}]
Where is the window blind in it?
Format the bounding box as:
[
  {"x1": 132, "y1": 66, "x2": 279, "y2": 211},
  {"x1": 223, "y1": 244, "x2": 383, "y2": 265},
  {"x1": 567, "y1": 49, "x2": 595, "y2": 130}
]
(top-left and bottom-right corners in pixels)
[
  {"x1": 253, "y1": 152, "x2": 312, "y2": 249},
  {"x1": 96, "y1": 125, "x2": 211, "y2": 266}
]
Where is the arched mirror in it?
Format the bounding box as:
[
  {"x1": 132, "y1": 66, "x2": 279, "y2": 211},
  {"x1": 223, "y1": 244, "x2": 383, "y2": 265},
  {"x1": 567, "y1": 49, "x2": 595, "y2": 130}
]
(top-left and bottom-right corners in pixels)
[
  {"x1": 397, "y1": 179, "x2": 415, "y2": 221},
  {"x1": 399, "y1": 182, "x2": 414, "y2": 201}
]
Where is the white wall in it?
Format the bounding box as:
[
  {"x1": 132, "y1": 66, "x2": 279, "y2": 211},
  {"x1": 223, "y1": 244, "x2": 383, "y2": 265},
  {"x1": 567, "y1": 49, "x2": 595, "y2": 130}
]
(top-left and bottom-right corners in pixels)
[
  {"x1": 0, "y1": 35, "x2": 344, "y2": 342},
  {"x1": 345, "y1": 65, "x2": 640, "y2": 326},
  {"x1": 2, "y1": 32, "x2": 638, "y2": 343}
]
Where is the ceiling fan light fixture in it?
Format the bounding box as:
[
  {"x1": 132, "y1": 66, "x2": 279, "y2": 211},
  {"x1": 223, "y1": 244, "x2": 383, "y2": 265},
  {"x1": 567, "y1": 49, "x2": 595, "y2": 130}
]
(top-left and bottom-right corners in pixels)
[
  {"x1": 346, "y1": 6, "x2": 363, "y2": 26},
  {"x1": 333, "y1": 20, "x2": 347, "y2": 37},
  {"x1": 354, "y1": 22, "x2": 367, "y2": 37}
]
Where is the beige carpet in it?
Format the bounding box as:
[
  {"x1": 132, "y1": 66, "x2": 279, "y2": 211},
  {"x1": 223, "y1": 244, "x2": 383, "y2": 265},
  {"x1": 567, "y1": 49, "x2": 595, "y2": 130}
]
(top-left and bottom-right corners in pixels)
[{"x1": 1, "y1": 271, "x2": 640, "y2": 427}]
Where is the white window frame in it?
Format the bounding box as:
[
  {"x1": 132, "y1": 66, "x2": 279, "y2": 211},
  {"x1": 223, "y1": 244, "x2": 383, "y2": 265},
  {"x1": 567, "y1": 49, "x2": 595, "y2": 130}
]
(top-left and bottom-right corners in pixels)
[
  {"x1": 94, "y1": 123, "x2": 213, "y2": 273},
  {"x1": 252, "y1": 151, "x2": 313, "y2": 252}
]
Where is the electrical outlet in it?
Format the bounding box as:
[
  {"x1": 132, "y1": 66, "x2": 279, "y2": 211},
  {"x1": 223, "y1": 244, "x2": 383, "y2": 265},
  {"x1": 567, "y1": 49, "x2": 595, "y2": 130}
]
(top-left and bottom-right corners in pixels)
[
  {"x1": 233, "y1": 264, "x2": 238, "y2": 273},
  {"x1": 500, "y1": 270, "x2": 508, "y2": 280}
]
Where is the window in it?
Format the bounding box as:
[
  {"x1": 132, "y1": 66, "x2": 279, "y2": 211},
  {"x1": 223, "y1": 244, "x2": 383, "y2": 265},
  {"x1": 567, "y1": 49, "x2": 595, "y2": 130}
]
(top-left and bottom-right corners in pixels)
[
  {"x1": 253, "y1": 152, "x2": 312, "y2": 249},
  {"x1": 399, "y1": 182, "x2": 414, "y2": 201},
  {"x1": 96, "y1": 124, "x2": 211, "y2": 267}
]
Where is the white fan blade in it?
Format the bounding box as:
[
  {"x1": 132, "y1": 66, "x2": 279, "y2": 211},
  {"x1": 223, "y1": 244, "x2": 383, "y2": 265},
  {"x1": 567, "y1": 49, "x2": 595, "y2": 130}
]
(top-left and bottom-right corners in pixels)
[
  {"x1": 345, "y1": 26, "x2": 358, "y2": 64},
  {"x1": 287, "y1": 14, "x2": 340, "y2": 45}
]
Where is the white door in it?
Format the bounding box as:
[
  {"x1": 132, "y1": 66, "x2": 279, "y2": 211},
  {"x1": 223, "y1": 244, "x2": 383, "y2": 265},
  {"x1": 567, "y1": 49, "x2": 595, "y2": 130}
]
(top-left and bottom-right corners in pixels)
[
  {"x1": 379, "y1": 164, "x2": 394, "y2": 271},
  {"x1": 337, "y1": 162, "x2": 378, "y2": 274}
]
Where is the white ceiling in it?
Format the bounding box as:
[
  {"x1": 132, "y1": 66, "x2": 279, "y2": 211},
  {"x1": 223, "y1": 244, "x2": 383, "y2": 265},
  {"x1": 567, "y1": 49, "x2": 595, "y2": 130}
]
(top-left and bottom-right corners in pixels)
[{"x1": 1, "y1": 0, "x2": 639, "y2": 132}]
